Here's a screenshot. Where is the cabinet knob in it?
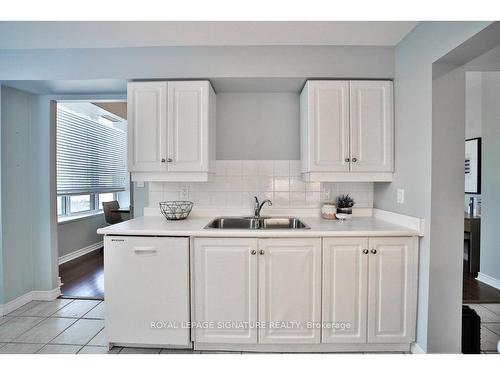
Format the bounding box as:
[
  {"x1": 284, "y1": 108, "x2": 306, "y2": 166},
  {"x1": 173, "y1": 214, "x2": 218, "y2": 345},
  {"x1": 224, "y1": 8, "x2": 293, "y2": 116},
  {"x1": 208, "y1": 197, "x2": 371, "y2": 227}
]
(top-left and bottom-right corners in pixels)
[
  {"x1": 370, "y1": 249, "x2": 377, "y2": 254},
  {"x1": 259, "y1": 250, "x2": 265, "y2": 255},
  {"x1": 345, "y1": 158, "x2": 350, "y2": 162},
  {"x1": 251, "y1": 250, "x2": 257, "y2": 255},
  {"x1": 352, "y1": 157, "x2": 358, "y2": 162},
  {"x1": 362, "y1": 249, "x2": 369, "y2": 254},
  {"x1": 161, "y1": 158, "x2": 166, "y2": 163},
  {"x1": 166, "y1": 158, "x2": 173, "y2": 163}
]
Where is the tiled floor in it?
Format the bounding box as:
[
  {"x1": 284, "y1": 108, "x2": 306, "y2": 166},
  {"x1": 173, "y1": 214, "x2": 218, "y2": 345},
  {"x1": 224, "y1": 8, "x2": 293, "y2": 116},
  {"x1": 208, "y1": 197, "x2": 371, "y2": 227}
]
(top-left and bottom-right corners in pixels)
[
  {"x1": 466, "y1": 304, "x2": 500, "y2": 353},
  {"x1": 1, "y1": 299, "x2": 497, "y2": 354}
]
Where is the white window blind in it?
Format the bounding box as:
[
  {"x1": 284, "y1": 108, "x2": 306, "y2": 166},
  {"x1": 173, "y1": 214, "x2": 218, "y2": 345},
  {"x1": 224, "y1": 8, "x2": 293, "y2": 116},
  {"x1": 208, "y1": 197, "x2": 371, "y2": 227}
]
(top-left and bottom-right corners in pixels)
[{"x1": 56, "y1": 106, "x2": 127, "y2": 195}]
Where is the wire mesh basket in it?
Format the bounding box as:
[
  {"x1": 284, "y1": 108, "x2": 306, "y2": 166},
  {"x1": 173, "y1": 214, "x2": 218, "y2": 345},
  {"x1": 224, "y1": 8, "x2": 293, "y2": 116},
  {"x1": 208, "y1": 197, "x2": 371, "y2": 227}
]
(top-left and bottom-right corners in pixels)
[{"x1": 159, "y1": 201, "x2": 194, "y2": 220}]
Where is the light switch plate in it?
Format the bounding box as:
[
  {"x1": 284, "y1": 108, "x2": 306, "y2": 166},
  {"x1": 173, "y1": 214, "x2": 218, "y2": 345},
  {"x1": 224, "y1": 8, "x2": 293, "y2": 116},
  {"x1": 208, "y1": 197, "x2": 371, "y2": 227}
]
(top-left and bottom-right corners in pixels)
[
  {"x1": 397, "y1": 189, "x2": 405, "y2": 204},
  {"x1": 136, "y1": 181, "x2": 145, "y2": 188}
]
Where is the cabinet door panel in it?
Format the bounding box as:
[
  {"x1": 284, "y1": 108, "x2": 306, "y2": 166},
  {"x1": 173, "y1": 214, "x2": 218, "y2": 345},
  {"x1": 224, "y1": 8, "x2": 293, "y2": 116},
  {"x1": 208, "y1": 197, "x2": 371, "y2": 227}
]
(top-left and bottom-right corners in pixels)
[
  {"x1": 104, "y1": 236, "x2": 189, "y2": 346},
  {"x1": 350, "y1": 81, "x2": 393, "y2": 172},
  {"x1": 127, "y1": 82, "x2": 168, "y2": 172},
  {"x1": 322, "y1": 238, "x2": 368, "y2": 343},
  {"x1": 307, "y1": 81, "x2": 350, "y2": 172},
  {"x1": 167, "y1": 81, "x2": 209, "y2": 172},
  {"x1": 258, "y1": 238, "x2": 322, "y2": 344},
  {"x1": 367, "y1": 237, "x2": 417, "y2": 343},
  {"x1": 193, "y1": 238, "x2": 258, "y2": 344}
]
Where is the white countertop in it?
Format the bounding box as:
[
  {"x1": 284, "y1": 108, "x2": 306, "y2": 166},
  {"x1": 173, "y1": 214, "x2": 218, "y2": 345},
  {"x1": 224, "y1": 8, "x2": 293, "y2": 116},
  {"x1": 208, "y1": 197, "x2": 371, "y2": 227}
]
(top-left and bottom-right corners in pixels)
[{"x1": 97, "y1": 215, "x2": 420, "y2": 237}]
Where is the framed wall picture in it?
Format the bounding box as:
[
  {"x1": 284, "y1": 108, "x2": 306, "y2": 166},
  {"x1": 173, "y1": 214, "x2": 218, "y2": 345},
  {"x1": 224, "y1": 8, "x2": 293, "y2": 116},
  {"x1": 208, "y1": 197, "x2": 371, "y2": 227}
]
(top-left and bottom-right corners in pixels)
[{"x1": 465, "y1": 137, "x2": 481, "y2": 194}]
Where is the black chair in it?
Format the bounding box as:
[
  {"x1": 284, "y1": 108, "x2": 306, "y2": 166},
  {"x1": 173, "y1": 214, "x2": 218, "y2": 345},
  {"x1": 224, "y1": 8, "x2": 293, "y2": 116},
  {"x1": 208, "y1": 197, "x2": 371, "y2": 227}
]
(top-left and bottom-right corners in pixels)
[{"x1": 102, "y1": 201, "x2": 123, "y2": 225}]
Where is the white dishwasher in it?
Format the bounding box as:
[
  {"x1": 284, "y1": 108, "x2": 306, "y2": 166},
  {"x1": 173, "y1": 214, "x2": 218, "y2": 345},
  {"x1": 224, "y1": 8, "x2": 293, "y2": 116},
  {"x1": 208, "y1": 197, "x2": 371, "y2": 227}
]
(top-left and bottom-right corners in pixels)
[{"x1": 104, "y1": 236, "x2": 190, "y2": 348}]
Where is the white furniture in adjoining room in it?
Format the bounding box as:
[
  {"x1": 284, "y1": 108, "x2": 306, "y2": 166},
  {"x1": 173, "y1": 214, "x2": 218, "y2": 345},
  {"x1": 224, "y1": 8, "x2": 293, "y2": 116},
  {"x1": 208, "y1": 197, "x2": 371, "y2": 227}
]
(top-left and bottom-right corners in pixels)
[
  {"x1": 127, "y1": 80, "x2": 216, "y2": 182},
  {"x1": 300, "y1": 80, "x2": 394, "y2": 181}
]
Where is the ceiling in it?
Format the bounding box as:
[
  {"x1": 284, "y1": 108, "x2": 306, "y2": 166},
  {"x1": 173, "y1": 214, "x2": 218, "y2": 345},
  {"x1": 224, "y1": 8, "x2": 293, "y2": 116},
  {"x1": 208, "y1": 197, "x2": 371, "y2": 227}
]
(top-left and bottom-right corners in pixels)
[{"x1": 0, "y1": 21, "x2": 418, "y2": 49}]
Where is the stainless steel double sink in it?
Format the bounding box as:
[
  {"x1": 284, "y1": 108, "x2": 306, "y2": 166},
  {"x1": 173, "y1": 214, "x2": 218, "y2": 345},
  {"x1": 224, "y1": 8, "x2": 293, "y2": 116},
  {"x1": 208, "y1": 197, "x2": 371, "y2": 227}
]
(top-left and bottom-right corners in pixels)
[{"x1": 204, "y1": 217, "x2": 310, "y2": 230}]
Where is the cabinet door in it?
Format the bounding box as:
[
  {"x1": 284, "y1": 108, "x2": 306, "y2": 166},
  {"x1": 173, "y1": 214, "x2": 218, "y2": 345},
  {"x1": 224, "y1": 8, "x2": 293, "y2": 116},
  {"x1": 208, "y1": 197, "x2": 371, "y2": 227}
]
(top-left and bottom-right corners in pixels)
[
  {"x1": 367, "y1": 237, "x2": 418, "y2": 343},
  {"x1": 322, "y1": 238, "x2": 368, "y2": 343},
  {"x1": 104, "y1": 236, "x2": 190, "y2": 346},
  {"x1": 258, "y1": 238, "x2": 322, "y2": 344},
  {"x1": 127, "y1": 82, "x2": 168, "y2": 172},
  {"x1": 167, "y1": 81, "x2": 209, "y2": 172},
  {"x1": 305, "y1": 81, "x2": 350, "y2": 172},
  {"x1": 350, "y1": 81, "x2": 393, "y2": 172},
  {"x1": 193, "y1": 238, "x2": 258, "y2": 344}
]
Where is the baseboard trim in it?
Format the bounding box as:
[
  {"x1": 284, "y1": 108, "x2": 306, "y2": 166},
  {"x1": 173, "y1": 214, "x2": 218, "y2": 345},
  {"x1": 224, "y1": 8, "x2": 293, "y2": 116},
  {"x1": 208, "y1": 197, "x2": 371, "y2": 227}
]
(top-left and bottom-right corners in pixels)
[
  {"x1": 410, "y1": 342, "x2": 426, "y2": 354},
  {"x1": 477, "y1": 272, "x2": 500, "y2": 290},
  {"x1": 58, "y1": 241, "x2": 103, "y2": 265},
  {"x1": 0, "y1": 287, "x2": 61, "y2": 316}
]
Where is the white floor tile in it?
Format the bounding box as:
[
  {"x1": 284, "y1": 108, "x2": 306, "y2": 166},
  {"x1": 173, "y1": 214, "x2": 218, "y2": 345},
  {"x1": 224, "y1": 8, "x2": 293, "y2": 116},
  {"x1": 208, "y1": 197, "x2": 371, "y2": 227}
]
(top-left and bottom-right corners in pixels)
[
  {"x1": 37, "y1": 344, "x2": 82, "y2": 354},
  {"x1": 87, "y1": 329, "x2": 106, "y2": 346},
  {"x1": 120, "y1": 347, "x2": 161, "y2": 354},
  {"x1": 20, "y1": 299, "x2": 73, "y2": 317},
  {"x1": 52, "y1": 300, "x2": 100, "y2": 319},
  {"x1": 0, "y1": 343, "x2": 44, "y2": 354},
  {"x1": 78, "y1": 345, "x2": 121, "y2": 354},
  {"x1": 6, "y1": 301, "x2": 41, "y2": 316},
  {"x1": 13, "y1": 317, "x2": 76, "y2": 344},
  {"x1": 51, "y1": 319, "x2": 104, "y2": 345},
  {"x1": 83, "y1": 302, "x2": 104, "y2": 319},
  {"x1": 0, "y1": 316, "x2": 45, "y2": 342},
  {"x1": 468, "y1": 304, "x2": 500, "y2": 323}
]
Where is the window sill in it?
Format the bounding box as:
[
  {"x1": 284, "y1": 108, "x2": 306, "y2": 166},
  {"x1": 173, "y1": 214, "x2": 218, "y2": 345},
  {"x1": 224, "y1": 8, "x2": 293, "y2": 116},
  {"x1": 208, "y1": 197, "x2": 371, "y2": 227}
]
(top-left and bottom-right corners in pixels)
[{"x1": 58, "y1": 211, "x2": 104, "y2": 224}]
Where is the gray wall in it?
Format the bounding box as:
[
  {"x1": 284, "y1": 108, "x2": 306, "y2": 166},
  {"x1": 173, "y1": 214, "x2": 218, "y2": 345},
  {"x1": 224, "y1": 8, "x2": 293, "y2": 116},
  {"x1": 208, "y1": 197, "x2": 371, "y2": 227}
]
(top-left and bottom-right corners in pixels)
[
  {"x1": 373, "y1": 21, "x2": 490, "y2": 353},
  {"x1": 479, "y1": 72, "x2": 500, "y2": 281},
  {"x1": 216, "y1": 93, "x2": 299, "y2": 160},
  {"x1": 58, "y1": 215, "x2": 105, "y2": 258}
]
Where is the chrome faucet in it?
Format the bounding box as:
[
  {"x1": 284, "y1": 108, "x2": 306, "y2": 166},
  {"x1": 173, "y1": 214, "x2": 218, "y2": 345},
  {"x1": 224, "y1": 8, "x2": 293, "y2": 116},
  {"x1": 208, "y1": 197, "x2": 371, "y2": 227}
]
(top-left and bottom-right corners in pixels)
[{"x1": 254, "y1": 196, "x2": 272, "y2": 218}]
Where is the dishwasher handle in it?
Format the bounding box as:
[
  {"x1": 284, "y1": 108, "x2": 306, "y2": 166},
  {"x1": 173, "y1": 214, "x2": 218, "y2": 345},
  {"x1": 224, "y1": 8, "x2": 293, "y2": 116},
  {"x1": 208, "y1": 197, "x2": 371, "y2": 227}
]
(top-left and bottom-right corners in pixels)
[{"x1": 133, "y1": 247, "x2": 158, "y2": 256}]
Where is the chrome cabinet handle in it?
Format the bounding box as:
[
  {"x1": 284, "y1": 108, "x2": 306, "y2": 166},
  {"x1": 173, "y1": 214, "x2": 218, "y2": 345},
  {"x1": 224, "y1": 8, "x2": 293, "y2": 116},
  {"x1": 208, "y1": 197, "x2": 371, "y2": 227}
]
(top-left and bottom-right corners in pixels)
[
  {"x1": 166, "y1": 158, "x2": 173, "y2": 162},
  {"x1": 370, "y1": 249, "x2": 377, "y2": 254},
  {"x1": 251, "y1": 250, "x2": 257, "y2": 255},
  {"x1": 345, "y1": 158, "x2": 350, "y2": 162},
  {"x1": 352, "y1": 157, "x2": 358, "y2": 162},
  {"x1": 259, "y1": 250, "x2": 265, "y2": 255},
  {"x1": 362, "y1": 249, "x2": 369, "y2": 254},
  {"x1": 134, "y1": 247, "x2": 157, "y2": 256},
  {"x1": 161, "y1": 158, "x2": 166, "y2": 163}
]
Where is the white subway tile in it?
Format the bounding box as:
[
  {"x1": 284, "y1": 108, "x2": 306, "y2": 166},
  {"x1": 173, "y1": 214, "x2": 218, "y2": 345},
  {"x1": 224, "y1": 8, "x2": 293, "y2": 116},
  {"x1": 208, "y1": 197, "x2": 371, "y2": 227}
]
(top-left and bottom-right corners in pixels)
[
  {"x1": 226, "y1": 192, "x2": 242, "y2": 207},
  {"x1": 273, "y1": 160, "x2": 290, "y2": 176},
  {"x1": 242, "y1": 160, "x2": 258, "y2": 176},
  {"x1": 290, "y1": 177, "x2": 306, "y2": 192},
  {"x1": 273, "y1": 192, "x2": 290, "y2": 207},
  {"x1": 225, "y1": 160, "x2": 242, "y2": 176},
  {"x1": 273, "y1": 177, "x2": 290, "y2": 192},
  {"x1": 290, "y1": 191, "x2": 306, "y2": 207},
  {"x1": 289, "y1": 160, "x2": 301, "y2": 177},
  {"x1": 257, "y1": 160, "x2": 274, "y2": 176}
]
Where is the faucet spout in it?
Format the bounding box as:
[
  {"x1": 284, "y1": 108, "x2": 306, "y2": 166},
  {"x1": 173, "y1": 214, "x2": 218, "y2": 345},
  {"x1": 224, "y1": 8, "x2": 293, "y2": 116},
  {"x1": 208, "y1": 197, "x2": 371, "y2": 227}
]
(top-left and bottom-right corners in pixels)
[{"x1": 253, "y1": 196, "x2": 272, "y2": 218}]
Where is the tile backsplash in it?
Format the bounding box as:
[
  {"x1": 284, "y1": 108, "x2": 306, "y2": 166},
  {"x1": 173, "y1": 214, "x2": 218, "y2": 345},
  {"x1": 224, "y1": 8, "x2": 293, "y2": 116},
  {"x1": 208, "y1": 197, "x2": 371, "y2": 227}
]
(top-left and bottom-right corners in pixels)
[{"x1": 147, "y1": 160, "x2": 374, "y2": 210}]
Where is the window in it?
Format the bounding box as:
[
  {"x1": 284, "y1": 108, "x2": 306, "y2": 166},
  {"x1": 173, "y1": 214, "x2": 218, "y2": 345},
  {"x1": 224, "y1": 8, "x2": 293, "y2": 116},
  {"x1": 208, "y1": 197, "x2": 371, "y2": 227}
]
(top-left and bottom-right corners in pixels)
[{"x1": 57, "y1": 102, "x2": 127, "y2": 220}]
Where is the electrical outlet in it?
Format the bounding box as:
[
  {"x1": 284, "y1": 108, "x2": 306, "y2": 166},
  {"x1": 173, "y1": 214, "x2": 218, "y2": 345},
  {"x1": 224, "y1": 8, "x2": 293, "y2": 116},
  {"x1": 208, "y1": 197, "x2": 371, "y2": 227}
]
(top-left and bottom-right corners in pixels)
[
  {"x1": 397, "y1": 189, "x2": 405, "y2": 204},
  {"x1": 180, "y1": 185, "x2": 189, "y2": 200}
]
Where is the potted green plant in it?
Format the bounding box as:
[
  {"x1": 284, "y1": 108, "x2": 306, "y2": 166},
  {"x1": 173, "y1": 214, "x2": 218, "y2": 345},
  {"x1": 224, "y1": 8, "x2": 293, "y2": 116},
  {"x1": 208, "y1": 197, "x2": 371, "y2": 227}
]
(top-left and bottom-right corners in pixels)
[{"x1": 336, "y1": 194, "x2": 355, "y2": 219}]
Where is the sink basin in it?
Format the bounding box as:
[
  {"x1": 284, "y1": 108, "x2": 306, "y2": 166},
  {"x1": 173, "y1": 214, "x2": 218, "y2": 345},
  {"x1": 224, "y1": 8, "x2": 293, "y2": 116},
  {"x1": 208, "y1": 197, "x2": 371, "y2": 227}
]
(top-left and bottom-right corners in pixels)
[{"x1": 204, "y1": 217, "x2": 310, "y2": 230}]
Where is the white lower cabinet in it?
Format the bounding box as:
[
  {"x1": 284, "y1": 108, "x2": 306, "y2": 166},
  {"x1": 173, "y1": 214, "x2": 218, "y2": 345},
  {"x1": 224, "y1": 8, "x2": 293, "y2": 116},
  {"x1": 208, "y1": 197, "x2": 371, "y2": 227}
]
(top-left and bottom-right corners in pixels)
[
  {"x1": 322, "y1": 237, "x2": 418, "y2": 345},
  {"x1": 104, "y1": 236, "x2": 190, "y2": 347},
  {"x1": 193, "y1": 238, "x2": 321, "y2": 345}
]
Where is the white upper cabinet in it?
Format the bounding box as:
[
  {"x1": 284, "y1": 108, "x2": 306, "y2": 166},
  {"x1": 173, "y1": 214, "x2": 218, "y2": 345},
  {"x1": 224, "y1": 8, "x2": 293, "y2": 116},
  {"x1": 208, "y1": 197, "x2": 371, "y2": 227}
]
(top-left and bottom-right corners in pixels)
[
  {"x1": 128, "y1": 80, "x2": 215, "y2": 181},
  {"x1": 128, "y1": 82, "x2": 168, "y2": 172},
  {"x1": 301, "y1": 81, "x2": 350, "y2": 173},
  {"x1": 350, "y1": 81, "x2": 393, "y2": 173},
  {"x1": 300, "y1": 80, "x2": 394, "y2": 182}
]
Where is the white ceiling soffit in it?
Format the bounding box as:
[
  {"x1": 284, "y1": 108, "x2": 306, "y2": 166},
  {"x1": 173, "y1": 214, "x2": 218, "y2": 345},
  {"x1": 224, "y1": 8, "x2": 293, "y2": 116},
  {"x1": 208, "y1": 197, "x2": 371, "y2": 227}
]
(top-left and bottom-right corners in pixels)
[{"x1": 0, "y1": 21, "x2": 418, "y2": 49}]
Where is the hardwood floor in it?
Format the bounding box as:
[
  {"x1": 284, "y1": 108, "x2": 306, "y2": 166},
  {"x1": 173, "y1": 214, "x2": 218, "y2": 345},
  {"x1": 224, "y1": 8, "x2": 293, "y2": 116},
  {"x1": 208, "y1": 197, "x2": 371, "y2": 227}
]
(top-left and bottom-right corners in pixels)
[
  {"x1": 59, "y1": 250, "x2": 104, "y2": 299},
  {"x1": 463, "y1": 261, "x2": 500, "y2": 303}
]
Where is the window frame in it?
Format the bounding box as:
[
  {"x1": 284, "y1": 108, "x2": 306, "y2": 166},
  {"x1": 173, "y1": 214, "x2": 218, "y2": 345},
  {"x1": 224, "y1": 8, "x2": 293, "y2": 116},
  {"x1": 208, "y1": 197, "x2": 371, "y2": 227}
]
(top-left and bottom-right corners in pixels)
[{"x1": 57, "y1": 191, "x2": 119, "y2": 220}]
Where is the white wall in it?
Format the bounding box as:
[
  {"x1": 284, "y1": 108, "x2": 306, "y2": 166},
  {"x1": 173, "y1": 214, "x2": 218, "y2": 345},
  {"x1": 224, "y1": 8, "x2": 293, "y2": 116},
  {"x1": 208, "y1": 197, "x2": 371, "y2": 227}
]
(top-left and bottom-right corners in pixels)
[
  {"x1": 216, "y1": 93, "x2": 300, "y2": 160},
  {"x1": 479, "y1": 72, "x2": 500, "y2": 283},
  {"x1": 373, "y1": 21, "x2": 490, "y2": 353}
]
